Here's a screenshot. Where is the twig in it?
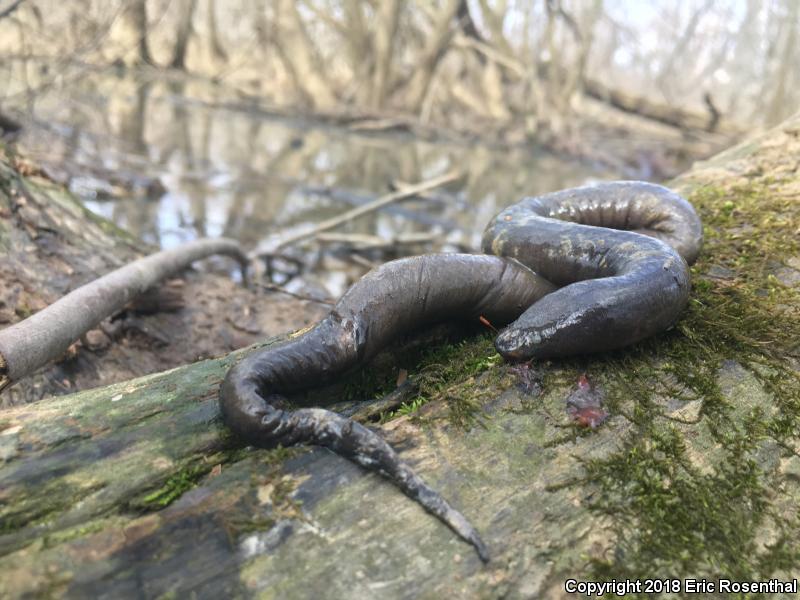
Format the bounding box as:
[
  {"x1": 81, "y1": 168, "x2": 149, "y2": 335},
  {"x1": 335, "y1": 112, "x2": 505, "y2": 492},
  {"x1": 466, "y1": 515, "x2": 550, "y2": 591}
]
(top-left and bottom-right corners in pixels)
[
  {"x1": 258, "y1": 283, "x2": 334, "y2": 306},
  {"x1": 0, "y1": 238, "x2": 249, "y2": 392},
  {"x1": 315, "y1": 231, "x2": 437, "y2": 250},
  {"x1": 347, "y1": 381, "x2": 419, "y2": 423},
  {"x1": 300, "y1": 183, "x2": 461, "y2": 231},
  {"x1": 452, "y1": 33, "x2": 526, "y2": 78},
  {"x1": 348, "y1": 118, "x2": 412, "y2": 132},
  {"x1": 269, "y1": 171, "x2": 461, "y2": 251},
  {"x1": 347, "y1": 254, "x2": 379, "y2": 271},
  {"x1": 256, "y1": 252, "x2": 306, "y2": 282}
]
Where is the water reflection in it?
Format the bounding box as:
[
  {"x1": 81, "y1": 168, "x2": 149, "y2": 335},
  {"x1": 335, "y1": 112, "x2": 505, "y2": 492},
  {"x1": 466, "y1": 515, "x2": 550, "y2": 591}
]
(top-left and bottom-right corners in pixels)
[{"x1": 10, "y1": 71, "x2": 614, "y2": 294}]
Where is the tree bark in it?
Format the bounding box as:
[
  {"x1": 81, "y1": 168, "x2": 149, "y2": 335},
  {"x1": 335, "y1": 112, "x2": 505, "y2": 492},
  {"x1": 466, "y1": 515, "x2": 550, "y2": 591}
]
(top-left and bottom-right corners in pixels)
[{"x1": 205, "y1": 0, "x2": 228, "y2": 64}]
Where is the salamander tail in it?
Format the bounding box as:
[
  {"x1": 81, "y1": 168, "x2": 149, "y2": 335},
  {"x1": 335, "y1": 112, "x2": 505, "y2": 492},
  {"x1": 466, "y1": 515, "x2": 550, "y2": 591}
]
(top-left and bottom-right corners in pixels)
[{"x1": 290, "y1": 407, "x2": 490, "y2": 562}]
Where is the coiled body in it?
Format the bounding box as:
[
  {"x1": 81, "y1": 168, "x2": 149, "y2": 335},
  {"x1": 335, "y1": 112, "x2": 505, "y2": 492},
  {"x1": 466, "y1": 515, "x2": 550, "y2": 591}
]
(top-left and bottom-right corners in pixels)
[{"x1": 220, "y1": 181, "x2": 703, "y2": 562}]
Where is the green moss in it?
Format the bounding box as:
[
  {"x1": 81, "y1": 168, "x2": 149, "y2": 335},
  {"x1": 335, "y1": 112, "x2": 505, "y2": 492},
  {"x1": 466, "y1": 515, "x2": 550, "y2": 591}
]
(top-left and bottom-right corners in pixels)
[
  {"x1": 41, "y1": 518, "x2": 118, "y2": 548},
  {"x1": 340, "y1": 362, "x2": 396, "y2": 404},
  {"x1": 128, "y1": 446, "x2": 250, "y2": 512},
  {"x1": 0, "y1": 479, "x2": 103, "y2": 535},
  {"x1": 573, "y1": 179, "x2": 800, "y2": 588},
  {"x1": 380, "y1": 334, "x2": 511, "y2": 427},
  {"x1": 387, "y1": 396, "x2": 427, "y2": 420},
  {"x1": 330, "y1": 327, "x2": 512, "y2": 428},
  {"x1": 259, "y1": 444, "x2": 304, "y2": 468}
]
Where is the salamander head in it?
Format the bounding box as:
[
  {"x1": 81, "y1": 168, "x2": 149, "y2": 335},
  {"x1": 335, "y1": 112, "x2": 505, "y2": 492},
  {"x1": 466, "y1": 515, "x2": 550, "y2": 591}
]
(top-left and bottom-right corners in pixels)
[{"x1": 494, "y1": 324, "x2": 557, "y2": 361}]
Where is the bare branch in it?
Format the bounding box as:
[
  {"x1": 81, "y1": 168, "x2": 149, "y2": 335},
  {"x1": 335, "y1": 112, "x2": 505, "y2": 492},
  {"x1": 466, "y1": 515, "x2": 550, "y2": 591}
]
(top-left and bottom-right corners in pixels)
[
  {"x1": 0, "y1": 239, "x2": 248, "y2": 391},
  {"x1": 404, "y1": 0, "x2": 463, "y2": 111},
  {"x1": 0, "y1": 0, "x2": 25, "y2": 21},
  {"x1": 269, "y1": 171, "x2": 461, "y2": 251}
]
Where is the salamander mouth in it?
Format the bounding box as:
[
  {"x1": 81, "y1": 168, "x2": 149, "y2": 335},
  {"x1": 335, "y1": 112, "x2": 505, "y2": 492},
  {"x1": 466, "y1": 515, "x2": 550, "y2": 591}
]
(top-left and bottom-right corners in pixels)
[{"x1": 494, "y1": 327, "x2": 545, "y2": 361}]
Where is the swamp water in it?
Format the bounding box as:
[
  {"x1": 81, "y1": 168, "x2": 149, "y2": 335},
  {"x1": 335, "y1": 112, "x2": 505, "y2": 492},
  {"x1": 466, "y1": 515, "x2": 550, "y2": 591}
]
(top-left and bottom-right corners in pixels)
[{"x1": 10, "y1": 72, "x2": 613, "y2": 296}]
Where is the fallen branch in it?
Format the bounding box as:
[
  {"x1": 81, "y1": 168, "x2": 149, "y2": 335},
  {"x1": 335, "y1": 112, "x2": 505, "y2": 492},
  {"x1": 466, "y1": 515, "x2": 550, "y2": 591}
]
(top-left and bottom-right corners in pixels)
[
  {"x1": 256, "y1": 252, "x2": 306, "y2": 283},
  {"x1": 346, "y1": 253, "x2": 379, "y2": 271},
  {"x1": 452, "y1": 33, "x2": 526, "y2": 78},
  {"x1": 0, "y1": 238, "x2": 248, "y2": 392},
  {"x1": 582, "y1": 78, "x2": 741, "y2": 134},
  {"x1": 315, "y1": 231, "x2": 437, "y2": 250},
  {"x1": 348, "y1": 380, "x2": 418, "y2": 423},
  {"x1": 258, "y1": 283, "x2": 334, "y2": 306},
  {"x1": 347, "y1": 117, "x2": 413, "y2": 133},
  {"x1": 300, "y1": 183, "x2": 461, "y2": 231},
  {"x1": 269, "y1": 171, "x2": 461, "y2": 251}
]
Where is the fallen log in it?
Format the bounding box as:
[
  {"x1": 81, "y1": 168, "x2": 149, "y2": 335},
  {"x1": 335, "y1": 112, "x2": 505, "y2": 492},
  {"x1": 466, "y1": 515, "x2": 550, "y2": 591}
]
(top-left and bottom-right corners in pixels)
[
  {"x1": 582, "y1": 77, "x2": 741, "y2": 135},
  {"x1": 1, "y1": 114, "x2": 800, "y2": 597}
]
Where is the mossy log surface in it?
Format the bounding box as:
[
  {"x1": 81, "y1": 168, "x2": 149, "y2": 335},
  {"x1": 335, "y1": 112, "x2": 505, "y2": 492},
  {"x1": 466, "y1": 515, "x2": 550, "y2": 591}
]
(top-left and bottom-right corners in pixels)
[{"x1": 2, "y1": 115, "x2": 800, "y2": 599}]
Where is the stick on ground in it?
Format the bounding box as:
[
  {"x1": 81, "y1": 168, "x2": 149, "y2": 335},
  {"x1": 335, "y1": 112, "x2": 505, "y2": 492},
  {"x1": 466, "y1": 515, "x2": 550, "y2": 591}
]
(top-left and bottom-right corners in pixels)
[{"x1": 0, "y1": 238, "x2": 248, "y2": 392}]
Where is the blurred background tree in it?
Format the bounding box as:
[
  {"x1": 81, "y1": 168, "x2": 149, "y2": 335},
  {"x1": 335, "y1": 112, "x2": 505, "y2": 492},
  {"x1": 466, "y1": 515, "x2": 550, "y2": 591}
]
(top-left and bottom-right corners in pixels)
[{"x1": 1, "y1": 0, "x2": 797, "y2": 145}]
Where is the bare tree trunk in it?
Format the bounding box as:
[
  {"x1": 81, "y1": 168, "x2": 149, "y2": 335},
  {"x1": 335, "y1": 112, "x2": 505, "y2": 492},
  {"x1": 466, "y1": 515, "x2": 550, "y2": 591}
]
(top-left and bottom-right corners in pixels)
[
  {"x1": 0, "y1": 0, "x2": 25, "y2": 21},
  {"x1": 171, "y1": 0, "x2": 199, "y2": 70},
  {"x1": 369, "y1": 0, "x2": 402, "y2": 109},
  {"x1": 481, "y1": 60, "x2": 510, "y2": 121},
  {"x1": 342, "y1": 1, "x2": 371, "y2": 87},
  {"x1": 404, "y1": 0, "x2": 463, "y2": 112},
  {"x1": 476, "y1": 0, "x2": 513, "y2": 55},
  {"x1": 206, "y1": 0, "x2": 228, "y2": 64},
  {"x1": 727, "y1": 0, "x2": 762, "y2": 116},
  {"x1": 273, "y1": 0, "x2": 337, "y2": 109},
  {"x1": 561, "y1": 0, "x2": 603, "y2": 110},
  {"x1": 765, "y1": 0, "x2": 798, "y2": 126},
  {"x1": 537, "y1": 0, "x2": 560, "y2": 132},
  {"x1": 654, "y1": 0, "x2": 715, "y2": 102},
  {"x1": 130, "y1": 0, "x2": 153, "y2": 65}
]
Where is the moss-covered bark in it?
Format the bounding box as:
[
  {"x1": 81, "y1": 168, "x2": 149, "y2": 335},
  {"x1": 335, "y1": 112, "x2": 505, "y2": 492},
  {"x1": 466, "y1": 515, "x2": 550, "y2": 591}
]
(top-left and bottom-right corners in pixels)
[{"x1": 1, "y1": 116, "x2": 799, "y2": 599}]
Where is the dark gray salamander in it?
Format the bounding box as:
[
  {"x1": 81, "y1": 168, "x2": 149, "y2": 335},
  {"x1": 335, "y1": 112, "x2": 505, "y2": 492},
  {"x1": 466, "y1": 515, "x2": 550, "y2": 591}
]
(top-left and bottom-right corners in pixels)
[
  {"x1": 221, "y1": 254, "x2": 554, "y2": 562},
  {"x1": 220, "y1": 181, "x2": 703, "y2": 562},
  {"x1": 483, "y1": 181, "x2": 702, "y2": 360}
]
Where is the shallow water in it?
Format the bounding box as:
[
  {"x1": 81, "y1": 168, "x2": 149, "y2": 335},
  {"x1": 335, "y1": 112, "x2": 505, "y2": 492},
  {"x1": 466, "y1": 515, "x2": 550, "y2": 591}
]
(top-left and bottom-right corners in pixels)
[{"x1": 10, "y1": 71, "x2": 613, "y2": 295}]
